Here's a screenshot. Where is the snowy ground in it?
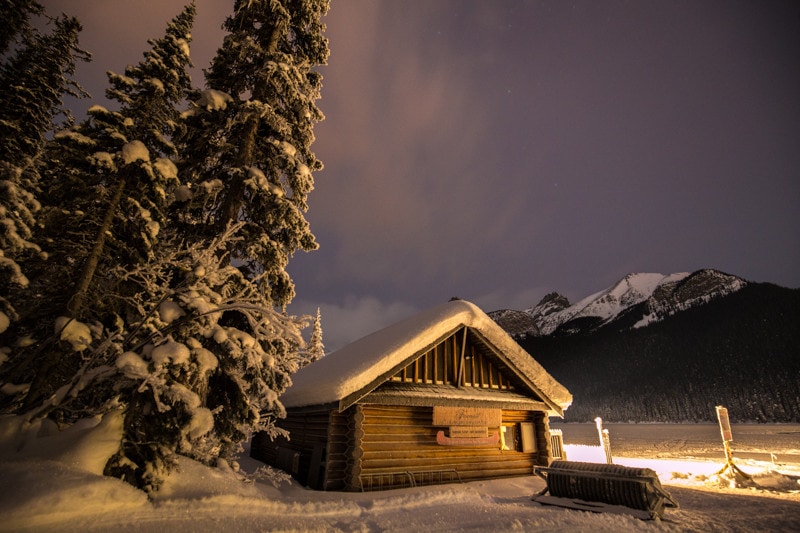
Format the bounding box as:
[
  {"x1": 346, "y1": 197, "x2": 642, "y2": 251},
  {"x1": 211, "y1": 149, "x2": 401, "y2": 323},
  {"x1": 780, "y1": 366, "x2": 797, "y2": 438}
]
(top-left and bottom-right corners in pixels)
[{"x1": 1, "y1": 418, "x2": 798, "y2": 532}]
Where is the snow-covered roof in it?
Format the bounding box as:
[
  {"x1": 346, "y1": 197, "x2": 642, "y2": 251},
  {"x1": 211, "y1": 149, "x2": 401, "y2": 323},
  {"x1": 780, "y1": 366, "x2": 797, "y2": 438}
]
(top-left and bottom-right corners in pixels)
[{"x1": 281, "y1": 299, "x2": 572, "y2": 415}]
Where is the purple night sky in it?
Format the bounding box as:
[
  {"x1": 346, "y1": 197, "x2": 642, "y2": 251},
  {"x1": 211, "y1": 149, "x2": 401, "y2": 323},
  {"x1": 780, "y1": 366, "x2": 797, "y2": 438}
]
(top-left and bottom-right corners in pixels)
[{"x1": 41, "y1": 1, "x2": 800, "y2": 350}]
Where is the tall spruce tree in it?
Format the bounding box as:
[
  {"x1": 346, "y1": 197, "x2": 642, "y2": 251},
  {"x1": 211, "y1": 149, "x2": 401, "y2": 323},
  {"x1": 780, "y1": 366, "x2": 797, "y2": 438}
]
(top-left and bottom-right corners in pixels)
[
  {"x1": 2, "y1": 2, "x2": 326, "y2": 494},
  {"x1": 138, "y1": 0, "x2": 330, "y2": 490},
  {"x1": 3, "y1": 5, "x2": 197, "y2": 417},
  {"x1": 179, "y1": 0, "x2": 329, "y2": 308},
  {"x1": 93, "y1": 1, "x2": 323, "y2": 491},
  {"x1": 305, "y1": 306, "x2": 325, "y2": 365},
  {"x1": 62, "y1": 2, "x2": 197, "y2": 318},
  {"x1": 0, "y1": 0, "x2": 43, "y2": 56},
  {"x1": 0, "y1": 13, "x2": 87, "y2": 332}
]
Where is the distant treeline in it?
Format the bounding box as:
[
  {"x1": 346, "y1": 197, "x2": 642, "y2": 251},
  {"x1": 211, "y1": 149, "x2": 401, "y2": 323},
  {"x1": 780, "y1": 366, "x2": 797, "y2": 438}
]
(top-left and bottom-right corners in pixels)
[{"x1": 520, "y1": 284, "x2": 800, "y2": 423}]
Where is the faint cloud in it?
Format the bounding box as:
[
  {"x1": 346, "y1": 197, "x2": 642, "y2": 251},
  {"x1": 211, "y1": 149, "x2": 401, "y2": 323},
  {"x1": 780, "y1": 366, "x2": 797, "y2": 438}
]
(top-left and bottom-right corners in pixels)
[
  {"x1": 312, "y1": 1, "x2": 493, "y2": 291},
  {"x1": 290, "y1": 296, "x2": 418, "y2": 353}
]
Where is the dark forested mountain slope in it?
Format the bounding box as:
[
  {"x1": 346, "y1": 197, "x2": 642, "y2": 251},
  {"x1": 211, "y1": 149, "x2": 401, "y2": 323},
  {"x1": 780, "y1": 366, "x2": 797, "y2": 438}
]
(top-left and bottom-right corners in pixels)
[{"x1": 517, "y1": 283, "x2": 800, "y2": 422}]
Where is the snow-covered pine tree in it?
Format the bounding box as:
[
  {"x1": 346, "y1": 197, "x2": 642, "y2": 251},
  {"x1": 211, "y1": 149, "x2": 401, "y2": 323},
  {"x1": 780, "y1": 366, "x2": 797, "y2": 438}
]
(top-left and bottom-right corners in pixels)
[
  {"x1": 60, "y1": 2, "x2": 196, "y2": 318},
  {"x1": 143, "y1": 0, "x2": 328, "y2": 489},
  {"x1": 305, "y1": 306, "x2": 325, "y2": 365},
  {"x1": 0, "y1": 13, "x2": 87, "y2": 334},
  {"x1": 93, "y1": 1, "x2": 317, "y2": 491},
  {"x1": 2, "y1": 1, "x2": 328, "y2": 494},
  {"x1": 0, "y1": 0, "x2": 43, "y2": 55},
  {"x1": 1, "y1": 2, "x2": 318, "y2": 493},
  {"x1": 2, "y1": 6, "x2": 195, "y2": 413},
  {"x1": 97, "y1": 222, "x2": 308, "y2": 492},
  {"x1": 178, "y1": 0, "x2": 329, "y2": 308}
]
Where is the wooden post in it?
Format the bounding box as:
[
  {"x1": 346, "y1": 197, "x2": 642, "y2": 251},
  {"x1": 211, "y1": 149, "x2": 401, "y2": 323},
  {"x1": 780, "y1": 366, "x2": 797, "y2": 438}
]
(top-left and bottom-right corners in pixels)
[
  {"x1": 595, "y1": 417, "x2": 612, "y2": 464},
  {"x1": 714, "y1": 405, "x2": 753, "y2": 486},
  {"x1": 716, "y1": 405, "x2": 733, "y2": 464},
  {"x1": 601, "y1": 429, "x2": 612, "y2": 464}
]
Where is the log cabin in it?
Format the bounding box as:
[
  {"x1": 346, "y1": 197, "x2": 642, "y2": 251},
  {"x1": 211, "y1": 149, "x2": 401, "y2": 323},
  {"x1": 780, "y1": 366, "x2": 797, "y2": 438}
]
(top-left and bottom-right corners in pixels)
[{"x1": 250, "y1": 299, "x2": 572, "y2": 491}]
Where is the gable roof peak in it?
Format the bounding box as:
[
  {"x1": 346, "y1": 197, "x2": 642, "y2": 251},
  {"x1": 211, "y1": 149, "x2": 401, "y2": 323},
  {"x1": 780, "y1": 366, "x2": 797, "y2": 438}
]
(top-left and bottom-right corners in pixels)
[{"x1": 280, "y1": 299, "x2": 572, "y2": 414}]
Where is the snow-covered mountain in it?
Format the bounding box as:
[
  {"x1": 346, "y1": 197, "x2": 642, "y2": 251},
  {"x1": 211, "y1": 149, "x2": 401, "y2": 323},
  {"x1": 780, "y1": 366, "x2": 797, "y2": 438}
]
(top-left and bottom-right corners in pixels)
[{"x1": 491, "y1": 269, "x2": 748, "y2": 337}]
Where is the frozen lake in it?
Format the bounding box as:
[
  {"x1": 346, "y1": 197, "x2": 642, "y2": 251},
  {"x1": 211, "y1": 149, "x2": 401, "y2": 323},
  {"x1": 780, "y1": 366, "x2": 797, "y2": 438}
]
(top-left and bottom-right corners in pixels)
[{"x1": 551, "y1": 423, "x2": 800, "y2": 465}]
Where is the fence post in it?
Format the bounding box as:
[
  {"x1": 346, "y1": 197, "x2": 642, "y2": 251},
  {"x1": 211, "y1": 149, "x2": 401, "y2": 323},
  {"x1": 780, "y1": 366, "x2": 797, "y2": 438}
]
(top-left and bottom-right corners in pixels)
[
  {"x1": 595, "y1": 417, "x2": 613, "y2": 464},
  {"x1": 714, "y1": 405, "x2": 754, "y2": 486}
]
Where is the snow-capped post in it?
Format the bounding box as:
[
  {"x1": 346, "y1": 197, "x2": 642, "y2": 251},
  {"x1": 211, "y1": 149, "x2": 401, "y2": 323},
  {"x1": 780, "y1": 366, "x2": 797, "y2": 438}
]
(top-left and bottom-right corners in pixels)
[
  {"x1": 601, "y1": 429, "x2": 612, "y2": 464},
  {"x1": 595, "y1": 417, "x2": 612, "y2": 464}
]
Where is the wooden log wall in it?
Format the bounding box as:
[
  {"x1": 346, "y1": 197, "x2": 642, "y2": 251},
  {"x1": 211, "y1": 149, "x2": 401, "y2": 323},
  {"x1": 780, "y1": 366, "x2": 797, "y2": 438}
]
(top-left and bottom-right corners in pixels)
[
  {"x1": 252, "y1": 404, "x2": 556, "y2": 491},
  {"x1": 353, "y1": 405, "x2": 550, "y2": 490},
  {"x1": 250, "y1": 409, "x2": 332, "y2": 489}
]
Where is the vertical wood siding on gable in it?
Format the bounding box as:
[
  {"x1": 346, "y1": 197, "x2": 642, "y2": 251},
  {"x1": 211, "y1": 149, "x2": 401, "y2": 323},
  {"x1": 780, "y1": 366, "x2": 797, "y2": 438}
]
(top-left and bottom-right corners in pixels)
[{"x1": 389, "y1": 332, "x2": 513, "y2": 390}]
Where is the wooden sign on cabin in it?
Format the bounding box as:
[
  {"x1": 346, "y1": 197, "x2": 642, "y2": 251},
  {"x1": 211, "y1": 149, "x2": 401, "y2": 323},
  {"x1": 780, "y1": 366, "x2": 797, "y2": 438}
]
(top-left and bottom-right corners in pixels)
[
  {"x1": 449, "y1": 426, "x2": 488, "y2": 438},
  {"x1": 433, "y1": 406, "x2": 503, "y2": 446},
  {"x1": 432, "y1": 406, "x2": 502, "y2": 427}
]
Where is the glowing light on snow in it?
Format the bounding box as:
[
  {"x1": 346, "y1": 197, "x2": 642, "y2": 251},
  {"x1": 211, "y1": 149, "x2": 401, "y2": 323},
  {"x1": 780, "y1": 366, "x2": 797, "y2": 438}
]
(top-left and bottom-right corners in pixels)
[
  {"x1": 186, "y1": 407, "x2": 214, "y2": 439},
  {"x1": 199, "y1": 179, "x2": 223, "y2": 194},
  {"x1": 168, "y1": 383, "x2": 200, "y2": 408},
  {"x1": 297, "y1": 163, "x2": 311, "y2": 179},
  {"x1": 147, "y1": 78, "x2": 165, "y2": 93},
  {"x1": 193, "y1": 347, "x2": 218, "y2": 374},
  {"x1": 86, "y1": 104, "x2": 109, "y2": 114},
  {"x1": 53, "y1": 130, "x2": 95, "y2": 145},
  {"x1": 176, "y1": 38, "x2": 191, "y2": 58},
  {"x1": 116, "y1": 351, "x2": 149, "y2": 379},
  {"x1": 89, "y1": 151, "x2": 116, "y2": 170},
  {"x1": 280, "y1": 141, "x2": 297, "y2": 157}
]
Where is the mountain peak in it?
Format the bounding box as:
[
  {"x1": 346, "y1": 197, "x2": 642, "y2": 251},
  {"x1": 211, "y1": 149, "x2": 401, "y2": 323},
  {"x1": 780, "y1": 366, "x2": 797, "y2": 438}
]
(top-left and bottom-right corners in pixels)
[
  {"x1": 527, "y1": 292, "x2": 570, "y2": 316},
  {"x1": 634, "y1": 269, "x2": 747, "y2": 328},
  {"x1": 490, "y1": 269, "x2": 747, "y2": 337}
]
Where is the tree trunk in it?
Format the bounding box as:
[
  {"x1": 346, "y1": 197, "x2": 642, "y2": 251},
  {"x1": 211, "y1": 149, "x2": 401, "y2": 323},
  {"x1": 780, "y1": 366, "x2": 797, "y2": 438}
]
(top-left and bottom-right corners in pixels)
[
  {"x1": 217, "y1": 116, "x2": 258, "y2": 230},
  {"x1": 215, "y1": 17, "x2": 285, "y2": 231},
  {"x1": 67, "y1": 172, "x2": 127, "y2": 317},
  {"x1": 21, "y1": 171, "x2": 127, "y2": 413}
]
